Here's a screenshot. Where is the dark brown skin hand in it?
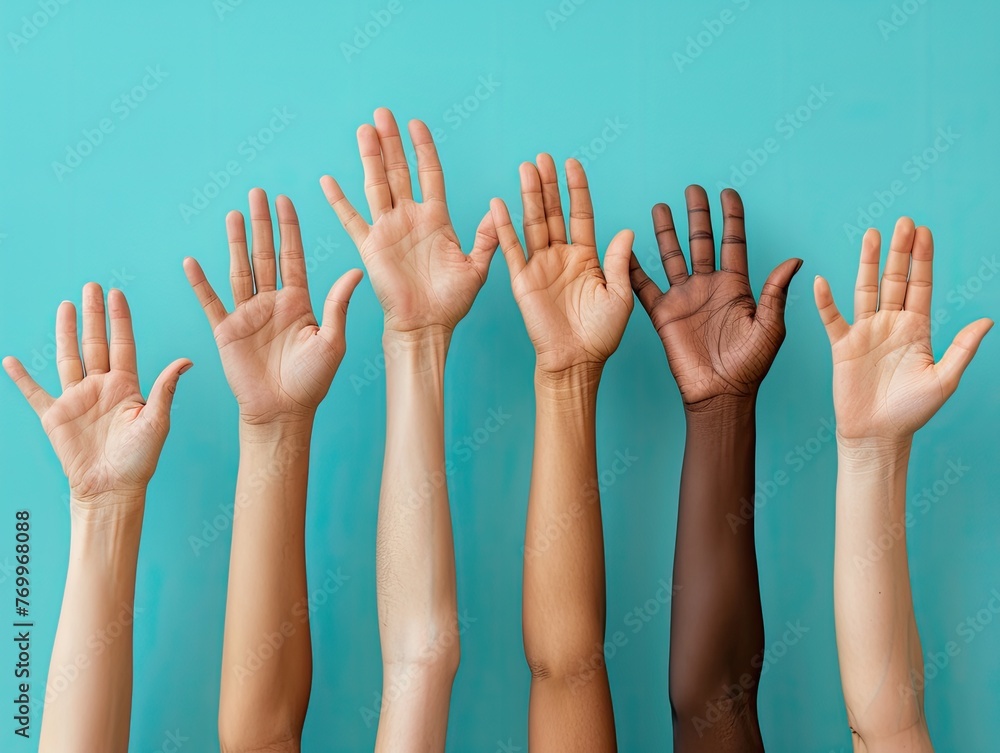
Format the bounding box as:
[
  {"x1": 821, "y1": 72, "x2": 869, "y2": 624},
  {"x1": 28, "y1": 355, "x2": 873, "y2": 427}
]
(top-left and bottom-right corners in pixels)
[{"x1": 630, "y1": 186, "x2": 802, "y2": 408}]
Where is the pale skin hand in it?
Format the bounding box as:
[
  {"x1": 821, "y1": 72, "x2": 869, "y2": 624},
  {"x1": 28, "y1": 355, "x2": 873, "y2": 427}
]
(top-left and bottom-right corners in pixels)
[
  {"x1": 488, "y1": 155, "x2": 632, "y2": 752},
  {"x1": 322, "y1": 108, "x2": 494, "y2": 752},
  {"x1": 630, "y1": 186, "x2": 801, "y2": 407},
  {"x1": 815, "y1": 218, "x2": 991, "y2": 753},
  {"x1": 321, "y1": 108, "x2": 496, "y2": 337},
  {"x1": 185, "y1": 190, "x2": 363, "y2": 753},
  {"x1": 3, "y1": 285, "x2": 190, "y2": 753}
]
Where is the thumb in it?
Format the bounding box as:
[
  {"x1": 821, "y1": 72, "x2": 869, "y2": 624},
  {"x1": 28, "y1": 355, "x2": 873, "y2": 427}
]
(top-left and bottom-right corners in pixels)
[
  {"x1": 320, "y1": 268, "x2": 365, "y2": 345},
  {"x1": 145, "y1": 358, "x2": 193, "y2": 428},
  {"x1": 757, "y1": 257, "x2": 803, "y2": 329},
  {"x1": 935, "y1": 318, "x2": 993, "y2": 397},
  {"x1": 603, "y1": 229, "x2": 635, "y2": 305},
  {"x1": 469, "y1": 209, "x2": 499, "y2": 279}
]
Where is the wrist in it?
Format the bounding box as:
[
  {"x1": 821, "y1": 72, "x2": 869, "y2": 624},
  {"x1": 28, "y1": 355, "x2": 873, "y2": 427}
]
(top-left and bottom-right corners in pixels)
[
  {"x1": 684, "y1": 393, "x2": 756, "y2": 425},
  {"x1": 69, "y1": 491, "x2": 146, "y2": 544},
  {"x1": 238, "y1": 416, "x2": 315, "y2": 445},
  {"x1": 534, "y1": 363, "x2": 601, "y2": 414},
  {"x1": 383, "y1": 327, "x2": 450, "y2": 381},
  {"x1": 383, "y1": 324, "x2": 453, "y2": 352},
  {"x1": 837, "y1": 434, "x2": 912, "y2": 471}
]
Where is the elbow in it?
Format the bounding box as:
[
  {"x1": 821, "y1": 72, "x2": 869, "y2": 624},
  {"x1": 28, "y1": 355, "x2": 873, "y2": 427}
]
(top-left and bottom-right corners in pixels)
[
  {"x1": 524, "y1": 638, "x2": 608, "y2": 690},
  {"x1": 668, "y1": 667, "x2": 760, "y2": 732},
  {"x1": 381, "y1": 616, "x2": 463, "y2": 681}
]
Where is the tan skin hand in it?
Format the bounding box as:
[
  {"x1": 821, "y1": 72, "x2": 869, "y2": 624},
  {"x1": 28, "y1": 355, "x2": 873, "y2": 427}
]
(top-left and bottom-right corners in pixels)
[
  {"x1": 183, "y1": 189, "x2": 364, "y2": 425},
  {"x1": 3, "y1": 284, "x2": 191, "y2": 507},
  {"x1": 320, "y1": 108, "x2": 496, "y2": 336},
  {"x1": 630, "y1": 186, "x2": 802, "y2": 407},
  {"x1": 814, "y1": 217, "x2": 993, "y2": 441},
  {"x1": 487, "y1": 155, "x2": 634, "y2": 375}
]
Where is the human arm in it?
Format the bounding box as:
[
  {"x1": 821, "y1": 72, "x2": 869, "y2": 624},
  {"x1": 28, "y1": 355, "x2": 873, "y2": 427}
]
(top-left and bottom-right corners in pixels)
[
  {"x1": 630, "y1": 187, "x2": 801, "y2": 751},
  {"x1": 814, "y1": 219, "x2": 992, "y2": 752},
  {"x1": 3, "y1": 284, "x2": 190, "y2": 752}
]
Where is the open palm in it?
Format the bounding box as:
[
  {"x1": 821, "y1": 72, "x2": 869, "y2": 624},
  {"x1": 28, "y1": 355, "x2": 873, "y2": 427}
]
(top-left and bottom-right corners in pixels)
[
  {"x1": 184, "y1": 189, "x2": 363, "y2": 425},
  {"x1": 3, "y1": 285, "x2": 190, "y2": 505},
  {"x1": 489, "y1": 155, "x2": 633, "y2": 374},
  {"x1": 630, "y1": 187, "x2": 801, "y2": 407},
  {"x1": 815, "y1": 219, "x2": 992, "y2": 440},
  {"x1": 321, "y1": 108, "x2": 495, "y2": 336}
]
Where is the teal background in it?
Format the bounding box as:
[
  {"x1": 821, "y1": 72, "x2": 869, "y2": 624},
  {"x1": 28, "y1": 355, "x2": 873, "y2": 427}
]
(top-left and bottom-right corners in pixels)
[{"x1": 1, "y1": 1, "x2": 998, "y2": 750}]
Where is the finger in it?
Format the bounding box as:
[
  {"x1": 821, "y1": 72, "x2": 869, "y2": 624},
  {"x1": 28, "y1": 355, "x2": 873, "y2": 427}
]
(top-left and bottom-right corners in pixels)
[
  {"x1": 490, "y1": 198, "x2": 526, "y2": 280},
  {"x1": 469, "y1": 209, "x2": 499, "y2": 279},
  {"x1": 536, "y1": 153, "x2": 566, "y2": 245},
  {"x1": 757, "y1": 258, "x2": 803, "y2": 330},
  {"x1": 520, "y1": 162, "x2": 548, "y2": 255},
  {"x1": 81, "y1": 282, "x2": 109, "y2": 375},
  {"x1": 144, "y1": 358, "x2": 193, "y2": 429},
  {"x1": 319, "y1": 269, "x2": 365, "y2": 347},
  {"x1": 814, "y1": 275, "x2": 850, "y2": 344},
  {"x1": 903, "y1": 226, "x2": 933, "y2": 316},
  {"x1": 604, "y1": 229, "x2": 635, "y2": 305},
  {"x1": 879, "y1": 217, "x2": 915, "y2": 312},
  {"x1": 652, "y1": 202, "x2": 688, "y2": 286},
  {"x1": 408, "y1": 119, "x2": 447, "y2": 203},
  {"x1": 686, "y1": 185, "x2": 715, "y2": 273},
  {"x1": 183, "y1": 257, "x2": 228, "y2": 330},
  {"x1": 566, "y1": 158, "x2": 596, "y2": 249},
  {"x1": 854, "y1": 228, "x2": 882, "y2": 321},
  {"x1": 629, "y1": 254, "x2": 663, "y2": 317},
  {"x1": 249, "y1": 187, "x2": 277, "y2": 293},
  {"x1": 108, "y1": 289, "x2": 138, "y2": 374},
  {"x1": 935, "y1": 318, "x2": 993, "y2": 396},
  {"x1": 276, "y1": 195, "x2": 308, "y2": 289},
  {"x1": 374, "y1": 107, "x2": 412, "y2": 203},
  {"x1": 358, "y1": 124, "x2": 392, "y2": 222},
  {"x1": 320, "y1": 175, "x2": 370, "y2": 248},
  {"x1": 719, "y1": 188, "x2": 749, "y2": 278},
  {"x1": 3, "y1": 356, "x2": 54, "y2": 417},
  {"x1": 227, "y1": 210, "x2": 254, "y2": 306},
  {"x1": 55, "y1": 300, "x2": 83, "y2": 390}
]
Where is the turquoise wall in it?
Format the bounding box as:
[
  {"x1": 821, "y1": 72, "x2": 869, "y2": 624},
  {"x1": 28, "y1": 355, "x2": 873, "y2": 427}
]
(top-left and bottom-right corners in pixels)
[{"x1": 1, "y1": 1, "x2": 997, "y2": 750}]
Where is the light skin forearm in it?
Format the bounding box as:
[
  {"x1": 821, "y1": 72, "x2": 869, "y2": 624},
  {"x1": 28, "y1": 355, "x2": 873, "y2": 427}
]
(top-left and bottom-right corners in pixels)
[
  {"x1": 523, "y1": 365, "x2": 615, "y2": 752},
  {"x1": 670, "y1": 396, "x2": 764, "y2": 753},
  {"x1": 834, "y1": 437, "x2": 933, "y2": 751},
  {"x1": 39, "y1": 496, "x2": 144, "y2": 753},
  {"x1": 219, "y1": 420, "x2": 314, "y2": 752},
  {"x1": 374, "y1": 328, "x2": 459, "y2": 753}
]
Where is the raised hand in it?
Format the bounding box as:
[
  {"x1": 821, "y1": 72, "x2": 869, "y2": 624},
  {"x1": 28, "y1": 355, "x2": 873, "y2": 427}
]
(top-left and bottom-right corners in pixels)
[
  {"x1": 3, "y1": 284, "x2": 191, "y2": 508},
  {"x1": 814, "y1": 217, "x2": 992, "y2": 441},
  {"x1": 320, "y1": 107, "x2": 495, "y2": 337},
  {"x1": 629, "y1": 186, "x2": 801, "y2": 408},
  {"x1": 183, "y1": 189, "x2": 363, "y2": 425},
  {"x1": 489, "y1": 155, "x2": 634, "y2": 375}
]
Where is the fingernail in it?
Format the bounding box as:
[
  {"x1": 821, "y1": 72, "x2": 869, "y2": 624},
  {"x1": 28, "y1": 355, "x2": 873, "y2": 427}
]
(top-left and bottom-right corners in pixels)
[
  {"x1": 179, "y1": 362, "x2": 193, "y2": 375},
  {"x1": 794, "y1": 259, "x2": 804, "y2": 273}
]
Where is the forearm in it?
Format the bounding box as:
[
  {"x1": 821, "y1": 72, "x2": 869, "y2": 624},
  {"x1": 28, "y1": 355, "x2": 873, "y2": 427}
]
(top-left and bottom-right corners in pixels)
[
  {"x1": 39, "y1": 496, "x2": 144, "y2": 753},
  {"x1": 219, "y1": 421, "x2": 313, "y2": 752},
  {"x1": 375, "y1": 329, "x2": 459, "y2": 752},
  {"x1": 834, "y1": 438, "x2": 932, "y2": 749},
  {"x1": 523, "y1": 365, "x2": 615, "y2": 751},
  {"x1": 670, "y1": 397, "x2": 764, "y2": 751}
]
